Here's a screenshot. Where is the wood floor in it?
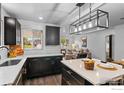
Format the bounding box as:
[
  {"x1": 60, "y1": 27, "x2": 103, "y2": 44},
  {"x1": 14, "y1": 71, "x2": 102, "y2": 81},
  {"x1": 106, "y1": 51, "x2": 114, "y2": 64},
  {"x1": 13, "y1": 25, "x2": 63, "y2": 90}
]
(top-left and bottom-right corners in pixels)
[{"x1": 24, "y1": 74, "x2": 62, "y2": 85}]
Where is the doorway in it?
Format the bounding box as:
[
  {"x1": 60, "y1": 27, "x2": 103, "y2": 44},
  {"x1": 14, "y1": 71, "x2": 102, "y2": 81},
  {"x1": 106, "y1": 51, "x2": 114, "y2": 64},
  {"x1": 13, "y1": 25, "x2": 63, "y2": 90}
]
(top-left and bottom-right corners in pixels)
[{"x1": 105, "y1": 35, "x2": 114, "y2": 62}]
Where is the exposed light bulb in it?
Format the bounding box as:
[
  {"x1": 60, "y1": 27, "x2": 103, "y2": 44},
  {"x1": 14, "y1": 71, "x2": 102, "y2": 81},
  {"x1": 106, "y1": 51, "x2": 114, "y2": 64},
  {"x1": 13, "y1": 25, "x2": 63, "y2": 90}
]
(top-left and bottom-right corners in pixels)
[
  {"x1": 83, "y1": 24, "x2": 86, "y2": 29},
  {"x1": 74, "y1": 27, "x2": 78, "y2": 32},
  {"x1": 88, "y1": 21, "x2": 93, "y2": 28},
  {"x1": 39, "y1": 16, "x2": 43, "y2": 20},
  {"x1": 95, "y1": 20, "x2": 97, "y2": 26},
  {"x1": 78, "y1": 26, "x2": 82, "y2": 31}
]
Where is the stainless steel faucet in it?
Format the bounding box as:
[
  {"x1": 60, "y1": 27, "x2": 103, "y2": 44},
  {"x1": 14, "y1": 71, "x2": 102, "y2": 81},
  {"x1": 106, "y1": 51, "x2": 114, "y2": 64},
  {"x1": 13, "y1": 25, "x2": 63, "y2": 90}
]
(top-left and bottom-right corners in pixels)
[
  {"x1": 0, "y1": 46, "x2": 10, "y2": 51},
  {"x1": 0, "y1": 46, "x2": 10, "y2": 59}
]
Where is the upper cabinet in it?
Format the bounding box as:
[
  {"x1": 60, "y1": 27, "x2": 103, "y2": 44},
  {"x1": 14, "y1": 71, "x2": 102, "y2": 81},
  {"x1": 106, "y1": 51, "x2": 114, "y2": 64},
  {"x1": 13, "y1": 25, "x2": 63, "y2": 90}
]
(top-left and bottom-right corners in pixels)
[
  {"x1": 0, "y1": 4, "x2": 1, "y2": 46},
  {"x1": 45, "y1": 26, "x2": 60, "y2": 45},
  {"x1": 4, "y1": 16, "x2": 21, "y2": 45}
]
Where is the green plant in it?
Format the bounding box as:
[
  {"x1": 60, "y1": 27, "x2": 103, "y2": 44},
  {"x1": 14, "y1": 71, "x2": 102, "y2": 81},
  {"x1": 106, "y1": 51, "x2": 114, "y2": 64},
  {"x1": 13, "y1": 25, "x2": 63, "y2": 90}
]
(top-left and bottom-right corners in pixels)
[{"x1": 60, "y1": 36, "x2": 67, "y2": 46}]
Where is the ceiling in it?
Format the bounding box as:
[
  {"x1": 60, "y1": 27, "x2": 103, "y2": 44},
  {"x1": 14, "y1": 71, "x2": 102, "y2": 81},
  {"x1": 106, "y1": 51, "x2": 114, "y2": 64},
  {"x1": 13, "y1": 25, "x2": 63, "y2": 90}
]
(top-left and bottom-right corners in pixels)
[
  {"x1": 99, "y1": 3, "x2": 124, "y2": 27},
  {"x1": 2, "y1": 3, "x2": 77, "y2": 25},
  {"x1": 2, "y1": 3, "x2": 124, "y2": 27}
]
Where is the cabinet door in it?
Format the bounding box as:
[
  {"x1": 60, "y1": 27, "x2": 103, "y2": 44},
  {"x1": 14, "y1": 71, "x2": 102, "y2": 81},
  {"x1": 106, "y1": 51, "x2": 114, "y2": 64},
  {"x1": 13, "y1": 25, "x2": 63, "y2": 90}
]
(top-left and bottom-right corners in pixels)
[
  {"x1": 46, "y1": 26, "x2": 60, "y2": 45},
  {"x1": 53, "y1": 56, "x2": 62, "y2": 73},
  {"x1": 26, "y1": 57, "x2": 54, "y2": 78},
  {"x1": 4, "y1": 17, "x2": 16, "y2": 45},
  {"x1": 22, "y1": 62, "x2": 27, "y2": 85},
  {"x1": 26, "y1": 58, "x2": 43, "y2": 78},
  {"x1": 0, "y1": 4, "x2": 1, "y2": 46},
  {"x1": 26, "y1": 56, "x2": 63, "y2": 79},
  {"x1": 62, "y1": 64, "x2": 85, "y2": 85},
  {"x1": 16, "y1": 20, "x2": 21, "y2": 45},
  {"x1": 40, "y1": 57, "x2": 53, "y2": 74}
]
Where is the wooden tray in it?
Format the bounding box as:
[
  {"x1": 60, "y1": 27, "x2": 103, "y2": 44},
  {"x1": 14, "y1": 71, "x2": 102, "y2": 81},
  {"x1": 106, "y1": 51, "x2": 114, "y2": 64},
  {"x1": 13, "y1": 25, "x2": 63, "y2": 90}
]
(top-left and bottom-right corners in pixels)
[{"x1": 96, "y1": 64, "x2": 117, "y2": 71}]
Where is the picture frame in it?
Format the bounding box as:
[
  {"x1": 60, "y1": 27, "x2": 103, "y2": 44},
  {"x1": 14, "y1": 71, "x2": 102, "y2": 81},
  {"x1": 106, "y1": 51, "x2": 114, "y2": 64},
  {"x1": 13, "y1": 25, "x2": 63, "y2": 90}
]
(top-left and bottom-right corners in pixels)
[{"x1": 81, "y1": 36, "x2": 87, "y2": 47}]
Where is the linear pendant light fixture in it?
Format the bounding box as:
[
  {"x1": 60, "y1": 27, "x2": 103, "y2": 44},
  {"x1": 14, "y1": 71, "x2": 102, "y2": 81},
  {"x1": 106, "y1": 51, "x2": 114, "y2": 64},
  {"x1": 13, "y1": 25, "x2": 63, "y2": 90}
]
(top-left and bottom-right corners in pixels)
[
  {"x1": 70, "y1": 3, "x2": 109, "y2": 35},
  {"x1": 74, "y1": 3, "x2": 84, "y2": 32}
]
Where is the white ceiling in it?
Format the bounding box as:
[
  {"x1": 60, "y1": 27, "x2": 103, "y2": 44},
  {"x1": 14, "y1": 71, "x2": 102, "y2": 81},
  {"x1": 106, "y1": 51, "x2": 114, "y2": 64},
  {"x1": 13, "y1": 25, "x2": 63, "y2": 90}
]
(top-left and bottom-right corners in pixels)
[
  {"x1": 99, "y1": 3, "x2": 124, "y2": 27},
  {"x1": 2, "y1": 3, "x2": 124, "y2": 27},
  {"x1": 2, "y1": 3, "x2": 77, "y2": 25}
]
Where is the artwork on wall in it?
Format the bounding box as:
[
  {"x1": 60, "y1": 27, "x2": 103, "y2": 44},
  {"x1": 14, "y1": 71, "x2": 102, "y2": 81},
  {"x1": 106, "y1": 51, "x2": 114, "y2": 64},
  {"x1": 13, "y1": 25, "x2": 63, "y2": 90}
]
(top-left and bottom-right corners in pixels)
[
  {"x1": 81, "y1": 36, "x2": 87, "y2": 47},
  {"x1": 23, "y1": 29, "x2": 43, "y2": 49}
]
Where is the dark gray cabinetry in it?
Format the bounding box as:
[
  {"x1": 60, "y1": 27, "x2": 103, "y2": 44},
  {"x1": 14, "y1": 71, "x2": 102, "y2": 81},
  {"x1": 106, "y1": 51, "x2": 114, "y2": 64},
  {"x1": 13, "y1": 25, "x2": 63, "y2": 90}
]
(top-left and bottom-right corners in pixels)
[
  {"x1": 46, "y1": 26, "x2": 60, "y2": 45},
  {"x1": 26, "y1": 56, "x2": 63, "y2": 79},
  {"x1": 62, "y1": 64, "x2": 85, "y2": 85},
  {"x1": 0, "y1": 4, "x2": 1, "y2": 46},
  {"x1": 62, "y1": 64, "x2": 93, "y2": 85},
  {"x1": 4, "y1": 16, "x2": 21, "y2": 45}
]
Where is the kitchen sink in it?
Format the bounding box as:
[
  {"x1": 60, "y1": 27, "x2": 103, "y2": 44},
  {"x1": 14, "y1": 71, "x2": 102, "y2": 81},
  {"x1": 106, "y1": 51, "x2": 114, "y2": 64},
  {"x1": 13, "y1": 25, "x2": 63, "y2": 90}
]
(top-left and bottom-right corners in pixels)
[{"x1": 0, "y1": 59, "x2": 21, "y2": 67}]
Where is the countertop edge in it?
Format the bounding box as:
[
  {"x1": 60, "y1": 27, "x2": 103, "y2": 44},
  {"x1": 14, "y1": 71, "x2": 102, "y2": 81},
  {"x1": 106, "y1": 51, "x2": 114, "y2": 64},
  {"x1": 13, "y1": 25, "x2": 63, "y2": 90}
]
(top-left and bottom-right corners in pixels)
[{"x1": 0, "y1": 53, "x2": 63, "y2": 85}]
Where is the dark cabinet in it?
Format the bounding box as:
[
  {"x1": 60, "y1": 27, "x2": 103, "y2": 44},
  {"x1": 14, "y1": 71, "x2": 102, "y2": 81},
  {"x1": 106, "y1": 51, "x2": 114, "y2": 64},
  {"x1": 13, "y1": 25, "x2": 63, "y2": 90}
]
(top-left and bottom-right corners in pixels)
[
  {"x1": 0, "y1": 4, "x2": 1, "y2": 46},
  {"x1": 16, "y1": 20, "x2": 21, "y2": 44},
  {"x1": 62, "y1": 64, "x2": 85, "y2": 85},
  {"x1": 53, "y1": 56, "x2": 62, "y2": 73},
  {"x1": 26, "y1": 56, "x2": 63, "y2": 79},
  {"x1": 46, "y1": 26, "x2": 60, "y2": 45},
  {"x1": 4, "y1": 16, "x2": 21, "y2": 45},
  {"x1": 62, "y1": 64, "x2": 93, "y2": 85}
]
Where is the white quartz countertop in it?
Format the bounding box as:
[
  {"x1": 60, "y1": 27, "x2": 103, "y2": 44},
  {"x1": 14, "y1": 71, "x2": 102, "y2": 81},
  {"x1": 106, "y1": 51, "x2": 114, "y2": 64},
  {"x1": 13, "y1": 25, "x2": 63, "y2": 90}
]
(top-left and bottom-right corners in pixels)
[
  {"x1": 23, "y1": 53, "x2": 63, "y2": 58},
  {"x1": 0, "y1": 57, "x2": 27, "y2": 85},
  {"x1": 61, "y1": 58, "x2": 124, "y2": 85},
  {"x1": 0, "y1": 53, "x2": 63, "y2": 85}
]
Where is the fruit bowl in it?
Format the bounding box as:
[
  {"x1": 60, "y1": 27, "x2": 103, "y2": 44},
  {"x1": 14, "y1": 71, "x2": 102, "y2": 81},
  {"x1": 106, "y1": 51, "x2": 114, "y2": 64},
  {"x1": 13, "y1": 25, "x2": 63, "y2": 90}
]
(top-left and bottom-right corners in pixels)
[{"x1": 84, "y1": 59, "x2": 95, "y2": 70}]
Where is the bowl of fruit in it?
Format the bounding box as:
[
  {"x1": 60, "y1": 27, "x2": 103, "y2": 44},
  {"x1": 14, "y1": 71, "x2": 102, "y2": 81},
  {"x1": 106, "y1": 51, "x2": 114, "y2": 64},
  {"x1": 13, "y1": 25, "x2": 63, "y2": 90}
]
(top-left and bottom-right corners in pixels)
[{"x1": 84, "y1": 59, "x2": 95, "y2": 70}]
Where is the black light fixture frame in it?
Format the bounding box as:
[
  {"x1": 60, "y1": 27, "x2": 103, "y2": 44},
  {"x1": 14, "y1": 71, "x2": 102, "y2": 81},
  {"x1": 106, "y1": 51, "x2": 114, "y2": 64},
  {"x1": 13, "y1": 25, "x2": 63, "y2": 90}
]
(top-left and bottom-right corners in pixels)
[
  {"x1": 69, "y1": 6, "x2": 109, "y2": 34},
  {"x1": 75, "y1": 3, "x2": 85, "y2": 31}
]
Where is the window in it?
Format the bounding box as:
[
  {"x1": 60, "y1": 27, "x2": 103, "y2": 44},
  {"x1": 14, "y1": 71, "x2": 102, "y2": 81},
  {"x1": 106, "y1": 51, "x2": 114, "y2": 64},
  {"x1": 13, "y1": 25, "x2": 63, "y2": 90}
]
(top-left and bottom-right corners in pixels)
[{"x1": 23, "y1": 29, "x2": 43, "y2": 49}]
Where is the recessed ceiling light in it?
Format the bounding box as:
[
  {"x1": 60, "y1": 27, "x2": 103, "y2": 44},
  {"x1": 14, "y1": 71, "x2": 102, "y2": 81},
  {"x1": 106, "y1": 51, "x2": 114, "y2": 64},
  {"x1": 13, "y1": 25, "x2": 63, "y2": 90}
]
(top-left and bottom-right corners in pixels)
[{"x1": 39, "y1": 17, "x2": 43, "y2": 20}]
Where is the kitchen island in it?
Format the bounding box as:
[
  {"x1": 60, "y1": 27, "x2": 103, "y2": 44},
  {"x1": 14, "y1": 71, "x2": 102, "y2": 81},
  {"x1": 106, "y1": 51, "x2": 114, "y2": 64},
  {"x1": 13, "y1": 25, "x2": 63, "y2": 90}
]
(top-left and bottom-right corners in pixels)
[{"x1": 61, "y1": 58, "x2": 124, "y2": 85}]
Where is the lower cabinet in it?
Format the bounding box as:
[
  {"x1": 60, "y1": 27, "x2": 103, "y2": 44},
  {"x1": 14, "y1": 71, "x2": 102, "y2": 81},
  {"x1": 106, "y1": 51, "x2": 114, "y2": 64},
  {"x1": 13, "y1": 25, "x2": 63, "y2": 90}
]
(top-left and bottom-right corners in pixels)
[
  {"x1": 62, "y1": 64, "x2": 92, "y2": 85},
  {"x1": 26, "y1": 56, "x2": 63, "y2": 79},
  {"x1": 13, "y1": 62, "x2": 27, "y2": 85}
]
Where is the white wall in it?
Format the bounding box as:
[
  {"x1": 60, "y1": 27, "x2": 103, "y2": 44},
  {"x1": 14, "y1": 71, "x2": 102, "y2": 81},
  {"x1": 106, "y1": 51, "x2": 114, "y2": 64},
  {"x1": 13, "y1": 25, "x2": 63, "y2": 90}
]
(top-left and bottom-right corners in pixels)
[
  {"x1": 87, "y1": 28, "x2": 114, "y2": 61},
  {"x1": 113, "y1": 25, "x2": 124, "y2": 60},
  {"x1": 87, "y1": 24, "x2": 124, "y2": 61},
  {"x1": 64, "y1": 24, "x2": 124, "y2": 61}
]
